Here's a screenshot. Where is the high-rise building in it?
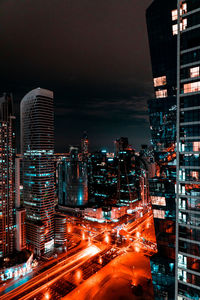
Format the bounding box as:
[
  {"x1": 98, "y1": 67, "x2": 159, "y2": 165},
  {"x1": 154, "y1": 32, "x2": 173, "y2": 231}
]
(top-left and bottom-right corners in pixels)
[
  {"x1": 81, "y1": 131, "x2": 89, "y2": 160},
  {"x1": 146, "y1": 0, "x2": 177, "y2": 298},
  {"x1": 54, "y1": 213, "x2": 68, "y2": 247},
  {"x1": 88, "y1": 150, "x2": 117, "y2": 205},
  {"x1": 115, "y1": 137, "x2": 129, "y2": 156},
  {"x1": 58, "y1": 147, "x2": 88, "y2": 207},
  {"x1": 176, "y1": 1, "x2": 200, "y2": 299},
  {"x1": 0, "y1": 93, "x2": 15, "y2": 257},
  {"x1": 15, "y1": 154, "x2": 26, "y2": 252},
  {"x1": 21, "y1": 88, "x2": 55, "y2": 256}
]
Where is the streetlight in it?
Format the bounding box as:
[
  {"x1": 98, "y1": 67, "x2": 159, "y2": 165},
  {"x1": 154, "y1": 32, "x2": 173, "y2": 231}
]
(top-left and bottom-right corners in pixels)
[
  {"x1": 99, "y1": 256, "x2": 103, "y2": 265},
  {"x1": 105, "y1": 233, "x2": 109, "y2": 244},
  {"x1": 45, "y1": 292, "x2": 50, "y2": 299}
]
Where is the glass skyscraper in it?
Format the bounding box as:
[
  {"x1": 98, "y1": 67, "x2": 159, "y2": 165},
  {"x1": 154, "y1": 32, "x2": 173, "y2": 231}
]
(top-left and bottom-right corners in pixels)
[
  {"x1": 21, "y1": 88, "x2": 55, "y2": 256},
  {"x1": 0, "y1": 93, "x2": 15, "y2": 257},
  {"x1": 58, "y1": 147, "x2": 88, "y2": 207},
  {"x1": 146, "y1": 0, "x2": 177, "y2": 298},
  {"x1": 176, "y1": 1, "x2": 200, "y2": 299}
]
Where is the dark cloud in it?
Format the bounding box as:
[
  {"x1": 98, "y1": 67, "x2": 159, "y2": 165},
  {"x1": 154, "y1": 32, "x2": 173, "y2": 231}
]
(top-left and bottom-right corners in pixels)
[{"x1": 0, "y1": 0, "x2": 153, "y2": 152}]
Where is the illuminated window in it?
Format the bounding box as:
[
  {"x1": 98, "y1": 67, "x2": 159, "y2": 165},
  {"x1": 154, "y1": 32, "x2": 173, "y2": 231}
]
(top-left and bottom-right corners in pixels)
[
  {"x1": 155, "y1": 89, "x2": 168, "y2": 98},
  {"x1": 153, "y1": 209, "x2": 165, "y2": 219},
  {"x1": 171, "y1": 4, "x2": 187, "y2": 21},
  {"x1": 193, "y1": 141, "x2": 200, "y2": 151},
  {"x1": 151, "y1": 196, "x2": 166, "y2": 206},
  {"x1": 190, "y1": 66, "x2": 200, "y2": 78},
  {"x1": 172, "y1": 24, "x2": 178, "y2": 35},
  {"x1": 178, "y1": 269, "x2": 187, "y2": 282},
  {"x1": 153, "y1": 76, "x2": 166, "y2": 87},
  {"x1": 182, "y1": 18, "x2": 187, "y2": 30},
  {"x1": 184, "y1": 81, "x2": 200, "y2": 93},
  {"x1": 171, "y1": 10, "x2": 178, "y2": 21},
  {"x1": 172, "y1": 19, "x2": 187, "y2": 35},
  {"x1": 182, "y1": 3, "x2": 187, "y2": 14},
  {"x1": 172, "y1": 9, "x2": 178, "y2": 21}
]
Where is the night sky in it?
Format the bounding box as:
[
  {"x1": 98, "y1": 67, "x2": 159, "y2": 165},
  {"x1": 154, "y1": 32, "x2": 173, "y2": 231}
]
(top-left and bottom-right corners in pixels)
[{"x1": 1, "y1": 0, "x2": 153, "y2": 152}]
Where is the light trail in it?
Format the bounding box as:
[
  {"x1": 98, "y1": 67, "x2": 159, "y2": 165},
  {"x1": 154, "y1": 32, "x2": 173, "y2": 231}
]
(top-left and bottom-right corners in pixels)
[
  {"x1": 19, "y1": 245, "x2": 101, "y2": 300},
  {"x1": 1, "y1": 245, "x2": 100, "y2": 300}
]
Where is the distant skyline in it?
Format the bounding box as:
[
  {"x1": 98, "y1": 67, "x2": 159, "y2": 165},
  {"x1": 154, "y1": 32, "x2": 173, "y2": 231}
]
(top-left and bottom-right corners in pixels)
[{"x1": 0, "y1": 0, "x2": 153, "y2": 152}]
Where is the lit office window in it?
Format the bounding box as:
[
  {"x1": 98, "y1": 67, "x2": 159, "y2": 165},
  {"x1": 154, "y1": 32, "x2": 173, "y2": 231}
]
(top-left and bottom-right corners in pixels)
[
  {"x1": 153, "y1": 209, "x2": 165, "y2": 219},
  {"x1": 172, "y1": 24, "x2": 178, "y2": 35},
  {"x1": 171, "y1": 4, "x2": 187, "y2": 21},
  {"x1": 172, "y1": 19, "x2": 187, "y2": 35},
  {"x1": 193, "y1": 141, "x2": 200, "y2": 151},
  {"x1": 182, "y1": 3, "x2": 187, "y2": 14},
  {"x1": 153, "y1": 76, "x2": 166, "y2": 87},
  {"x1": 184, "y1": 81, "x2": 200, "y2": 93},
  {"x1": 182, "y1": 18, "x2": 187, "y2": 30},
  {"x1": 178, "y1": 254, "x2": 187, "y2": 269},
  {"x1": 178, "y1": 269, "x2": 187, "y2": 283},
  {"x1": 155, "y1": 89, "x2": 168, "y2": 98},
  {"x1": 172, "y1": 9, "x2": 178, "y2": 21},
  {"x1": 190, "y1": 66, "x2": 200, "y2": 78},
  {"x1": 151, "y1": 196, "x2": 166, "y2": 206}
]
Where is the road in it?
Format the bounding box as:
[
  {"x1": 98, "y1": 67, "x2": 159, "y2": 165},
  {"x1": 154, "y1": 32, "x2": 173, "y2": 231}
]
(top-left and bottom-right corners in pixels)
[
  {"x1": 1, "y1": 245, "x2": 102, "y2": 300},
  {"x1": 1, "y1": 209, "x2": 156, "y2": 299}
]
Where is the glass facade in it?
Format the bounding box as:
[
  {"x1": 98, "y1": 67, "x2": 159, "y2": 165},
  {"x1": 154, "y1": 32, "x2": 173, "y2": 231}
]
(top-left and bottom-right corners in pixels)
[
  {"x1": 21, "y1": 88, "x2": 55, "y2": 256},
  {"x1": 176, "y1": 1, "x2": 200, "y2": 299},
  {"x1": 146, "y1": 0, "x2": 177, "y2": 298},
  {"x1": 58, "y1": 147, "x2": 88, "y2": 207}
]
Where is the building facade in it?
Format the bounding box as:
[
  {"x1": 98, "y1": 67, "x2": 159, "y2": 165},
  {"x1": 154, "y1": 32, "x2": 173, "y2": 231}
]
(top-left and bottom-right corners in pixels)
[
  {"x1": 15, "y1": 154, "x2": 26, "y2": 252},
  {"x1": 146, "y1": 0, "x2": 177, "y2": 298},
  {"x1": 21, "y1": 88, "x2": 55, "y2": 256},
  {"x1": 81, "y1": 131, "x2": 89, "y2": 161},
  {"x1": 58, "y1": 147, "x2": 88, "y2": 207},
  {"x1": 176, "y1": 1, "x2": 200, "y2": 299},
  {"x1": 0, "y1": 93, "x2": 15, "y2": 257}
]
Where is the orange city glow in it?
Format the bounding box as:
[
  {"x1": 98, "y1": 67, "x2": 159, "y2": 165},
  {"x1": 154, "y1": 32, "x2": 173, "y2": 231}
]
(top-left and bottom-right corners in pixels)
[
  {"x1": 136, "y1": 232, "x2": 140, "y2": 238},
  {"x1": 75, "y1": 269, "x2": 82, "y2": 282},
  {"x1": 44, "y1": 292, "x2": 50, "y2": 300},
  {"x1": 105, "y1": 234, "x2": 109, "y2": 244},
  {"x1": 67, "y1": 224, "x2": 72, "y2": 233}
]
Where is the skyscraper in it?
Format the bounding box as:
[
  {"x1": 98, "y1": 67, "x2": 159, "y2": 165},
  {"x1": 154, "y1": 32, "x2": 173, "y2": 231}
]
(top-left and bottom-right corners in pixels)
[
  {"x1": 81, "y1": 131, "x2": 89, "y2": 160},
  {"x1": 146, "y1": 0, "x2": 177, "y2": 298},
  {"x1": 176, "y1": 1, "x2": 200, "y2": 299},
  {"x1": 21, "y1": 88, "x2": 55, "y2": 256},
  {"x1": 0, "y1": 93, "x2": 15, "y2": 257},
  {"x1": 58, "y1": 146, "x2": 88, "y2": 207}
]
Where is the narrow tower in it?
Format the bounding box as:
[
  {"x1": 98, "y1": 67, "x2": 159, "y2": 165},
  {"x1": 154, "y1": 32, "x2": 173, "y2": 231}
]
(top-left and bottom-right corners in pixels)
[{"x1": 0, "y1": 93, "x2": 15, "y2": 257}]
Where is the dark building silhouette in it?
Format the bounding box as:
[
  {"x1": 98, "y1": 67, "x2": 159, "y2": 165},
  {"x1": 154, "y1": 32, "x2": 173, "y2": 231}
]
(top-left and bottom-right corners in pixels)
[
  {"x1": 146, "y1": 0, "x2": 177, "y2": 298},
  {"x1": 0, "y1": 93, "x2": 15, "y2": 257},
  {"x1": 81, "y1": 132, "x2": 89, "y2": 161}
]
